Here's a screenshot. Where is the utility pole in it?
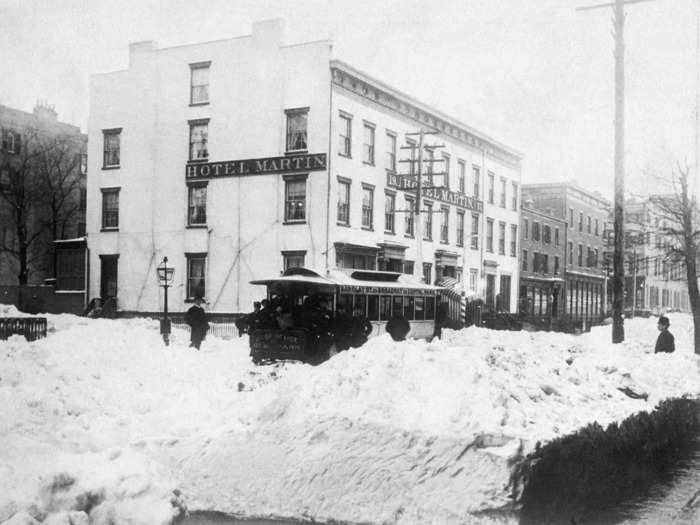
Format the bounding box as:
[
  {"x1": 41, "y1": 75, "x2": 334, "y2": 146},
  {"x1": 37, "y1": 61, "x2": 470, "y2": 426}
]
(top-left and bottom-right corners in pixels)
[{"x1": 577, "y1": 0, "x2": 655, "y2": 343}]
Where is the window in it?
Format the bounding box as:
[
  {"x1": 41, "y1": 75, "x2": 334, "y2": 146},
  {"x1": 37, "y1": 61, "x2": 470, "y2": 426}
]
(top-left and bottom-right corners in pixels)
[
  {"x1": 594, "y1": 248, "x2": 599, "y2": 267},
  {"x1": 385, "y1": 192, "x2": 395, "y2": 233},
  {"x1": 339, "y1": 112, "x2": 352, "y2": 157},
  {"x1": 186, "y1": 253, "x2": 206, "y2": 300},
  {"x1": 423, "y1": 263, "x2": 432, "y2": 284},
  {"x1": 587, "y1": 247, "x2": 593, "y2": 267},
  {"x1": 425, "y1": 148, "x2": 435, "y2": 185},
  {"x1": 285, "y1": 108, "x2": 308, "y2": 152},
  {"x1": 458, "y1": 160, "x2": 466, "y2": 193},
  {"x1": 554, "y1": 227, "x2": 560, "y2": 246},
  {"x1": 423, "y1": 201, "x2": 433, "y2": 240},
  {"x1": 282, "y1": 250, "x2": 306, "y2": 271},
  {"x1": 80, "y1": 153, "x2": 87, "y2": 175},
  {"x1": 532, "y1": 221, "x2": 540, "y2": 241},
  {"x1": 543, "y1": 254, "x2": 549, "y2": 274},
  {"x1": 102, "y1": 129, "x2": 121, "y2": 168},
  {"x1": 457, "y1": 211, "x2": 465, "y2": 247},
  {"x1": 189, "y1": 119, "x2": 209, "y2": 161},
  {"x1": 362, "y1": 185, "x2": 374, "y2": 229},
  {"x1": 406, "y1": 139, "x2": 417, "y2": 176},
  {"x1": 1, "y1": 129, "x2": 20, "y2": 154},
  {"x1": 284, "y1": 176, "x2": 306, "y2": 222},
  {"x1": 363, "y1": 122, "x2": 375, "y2": 164},
  {"x1": 187, "y1": 184, "x2": 207, "y2": 226},
  {"x1": 101, "y1": 188, "x2": 119, "y2": 229},
  {"x1": 595, "y1": 218, "x2": 600, "y2": 235},
  {"x1": 500, "y1": 177, "x2": 506, "y2": 208},
  {"x1": 578, "y1": 244, "x2": 583, "y2": 266},
  {"x1": 473, "y1": 165, "x2": 480, "y2": 199},
  {"x1": 522, "y1": 250, "x2": 528, "y2": 271},
  {"x1": 471, "y1": 214, "x2": 479, "y2": 249},
  {"x1": 190, "y1": 62, "x2": 210, "y2": 104},
  {"x1": 442, "y1": 153, "x2": 450, "y2": 189},
  {"x1": 440, "y1": 206, "x2": 449, "y2": 243},
  {"x1": 79, "y1": 188, "x2": 87, "y2": 212},
  {"x1": 568, "y1": 241, "x2": 573, "y2": 264},
  {"x1": 543, "y1": 225, "x2": 551, "y2": 244},
  {"x1": 578, "y1": 211, "x2": 583, "y2": 232},
  {"x1": 498, "y1": 221, "x2": 506, "y2": 255},
  {"x1": 337, "y1": 178, "x2": 350, "y2": 225},
  {"x1": 511, "y1": 182, "x2": 518, "y2": 210},
  {"x1": 405, "y1": 197, "x2": 415, "y2": 236},
  {"x1": 486, "y1": 218, "x2": 494, "y2": 253},
  {"x1": 510, "y1": 225, "x2": 517, "y2": 257},
  {"x1": 386, "y1": 131, "x2": 397, "y2": 172},
  {"x1": 524, "y1": 218, "x2": 529, "y2": 239},
  {"x1": 554, "y1": 255, "x2": 560, "y2": 275},
  {"x1": 488, "y1": 172, "x2": 495, "y2": 204},
  {"x1": 569, "y1": 207, "x2": 574, "y2": 229},
  {"x1": 469, "y1": 269, "x2": 478, "y2": 290},
  {"x1": 587, "y1": 215, "x2": 592, "y2": 234}
]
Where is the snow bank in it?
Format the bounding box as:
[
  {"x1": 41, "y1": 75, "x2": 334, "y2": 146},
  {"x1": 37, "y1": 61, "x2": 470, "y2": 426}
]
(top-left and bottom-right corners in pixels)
[{"x1": 1, "y1": 311, "x2": 698, "y2": 524}]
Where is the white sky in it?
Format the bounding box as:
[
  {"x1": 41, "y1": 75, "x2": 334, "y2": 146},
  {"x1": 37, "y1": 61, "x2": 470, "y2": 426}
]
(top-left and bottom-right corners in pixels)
[{"x1": 0, "y1": 0, "x2": 697, "y2": 196}]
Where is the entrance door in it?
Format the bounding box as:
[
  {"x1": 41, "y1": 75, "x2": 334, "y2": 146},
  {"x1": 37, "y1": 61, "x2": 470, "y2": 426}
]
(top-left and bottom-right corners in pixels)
[
  {"x1": 100, "y1": 255, "x2": 118, "y2": 299},
  {"x1": 500, "y1": 275, "x2": 511, "y2": 312},
  {"x1": 486, "y1": 274, "x2": 496, "y2": 312}
]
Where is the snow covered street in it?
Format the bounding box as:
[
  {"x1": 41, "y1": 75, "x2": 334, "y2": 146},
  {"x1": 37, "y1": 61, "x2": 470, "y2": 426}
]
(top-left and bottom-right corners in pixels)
[{"x1": 1, "y1": 306, "x2": 699, "y2": 524}]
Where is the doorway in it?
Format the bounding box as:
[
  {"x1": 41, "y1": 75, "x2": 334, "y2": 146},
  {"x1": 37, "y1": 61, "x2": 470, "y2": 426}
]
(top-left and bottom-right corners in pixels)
[
  {"x1": 100, "y1": 255, "x2": 118, "y2": 299},
  {"x1": 486, "y1": 274, "x2": 496, "y2": 312}
]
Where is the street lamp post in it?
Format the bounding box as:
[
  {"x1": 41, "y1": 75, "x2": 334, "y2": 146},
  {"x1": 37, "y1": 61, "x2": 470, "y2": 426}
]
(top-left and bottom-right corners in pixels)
[{"x1": 157, "y1": 257, "x2": 175, "y2": 346}]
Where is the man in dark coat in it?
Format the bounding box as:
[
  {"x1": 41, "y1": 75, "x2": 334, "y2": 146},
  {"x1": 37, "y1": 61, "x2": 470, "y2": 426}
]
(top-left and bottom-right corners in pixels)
[
  {"x1": 349, "y1": 306, "x2": 372, "y2": 348},
  {"x1": 431, "y1": 300, "x2": 449, "y2": 341},
  {"x1": 184, "y1": 295, "x2": 209, "y2": 350},
  {"x1": 386, "y1": 313, "x2": 410, "y2": 342},
  {"x1": 654, "y1": 315, "x2": 675, "y2": 353}
]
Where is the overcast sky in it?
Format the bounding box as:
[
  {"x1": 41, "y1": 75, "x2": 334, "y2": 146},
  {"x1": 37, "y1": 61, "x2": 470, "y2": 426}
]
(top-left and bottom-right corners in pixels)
[{"x1": 0, "y1": 0, "x2": 697, "y2": 197}]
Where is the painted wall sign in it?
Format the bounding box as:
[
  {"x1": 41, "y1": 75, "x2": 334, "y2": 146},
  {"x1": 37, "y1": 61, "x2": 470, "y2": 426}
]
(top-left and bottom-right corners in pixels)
[
  {"x1": 386, "y1": 173, "x2": 483, "y2": 212},
  {"x1": 186, "y1": 153, "x2": 327, "y2": 180}
]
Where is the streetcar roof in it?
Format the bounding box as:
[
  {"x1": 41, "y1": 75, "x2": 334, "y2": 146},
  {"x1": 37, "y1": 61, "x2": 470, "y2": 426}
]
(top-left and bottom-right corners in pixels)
[{"x1": 250, "y1": 267, "x2": 442, "y2": 292}]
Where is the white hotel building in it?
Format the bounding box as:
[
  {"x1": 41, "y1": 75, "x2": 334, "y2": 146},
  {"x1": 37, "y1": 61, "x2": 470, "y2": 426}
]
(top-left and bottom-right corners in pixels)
[{"x1": 87, "y1": 20, "x2": 523, "y2": 315}]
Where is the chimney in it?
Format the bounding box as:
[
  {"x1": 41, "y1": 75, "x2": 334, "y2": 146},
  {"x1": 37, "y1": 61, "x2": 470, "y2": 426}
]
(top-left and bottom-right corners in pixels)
[
  {"x1": 252, "y1": 19, "x2": 284, "y2": 49},
  {"x1": 129, "y1": 40, "x2": 157, "y2": 67},
  {"x1": 33, "y1": 100, "x2": 57, "y2": 122}
]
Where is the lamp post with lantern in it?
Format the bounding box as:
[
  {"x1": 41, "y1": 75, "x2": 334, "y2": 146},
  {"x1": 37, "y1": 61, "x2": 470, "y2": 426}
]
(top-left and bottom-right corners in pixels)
[{"x1": 157, "y1": 257, "x2": 174, "y2": 346}]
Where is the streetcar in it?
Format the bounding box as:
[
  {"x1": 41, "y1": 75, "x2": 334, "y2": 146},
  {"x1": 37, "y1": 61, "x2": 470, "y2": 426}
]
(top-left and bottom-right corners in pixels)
[{"x1": 247, "y1": 267, "x2": 443, "y2": 364}]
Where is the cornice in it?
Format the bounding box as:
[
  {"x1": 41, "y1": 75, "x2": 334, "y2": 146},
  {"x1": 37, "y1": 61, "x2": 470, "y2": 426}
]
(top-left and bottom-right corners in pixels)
[{"x1": 330, "y1": 60, "x2": 523, "y2": 169}]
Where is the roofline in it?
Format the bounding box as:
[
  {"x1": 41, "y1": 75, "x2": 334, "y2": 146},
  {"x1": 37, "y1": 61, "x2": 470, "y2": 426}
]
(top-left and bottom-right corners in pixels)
[
  {"x1": 330, "y1": 59, "x2": 523, "y2": 162},
  {"x1": 522, "y1": 181, "x2": 611, "y2": 206}
]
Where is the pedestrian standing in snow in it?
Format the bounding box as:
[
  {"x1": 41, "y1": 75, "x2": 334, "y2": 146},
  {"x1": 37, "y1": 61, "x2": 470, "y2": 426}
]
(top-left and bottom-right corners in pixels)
[
  {"x1": 184, "y1": 295, "x2": 209, "y2": 350},
  {"x1": 386, "y1": 313, "x2": 410, "y2": 341},
  {"x1": 654, "y1": 315, "x2": 675, "y2": 353},
  {"x1": 431, "y1": 300, "x2": 448, "y2": 341}
]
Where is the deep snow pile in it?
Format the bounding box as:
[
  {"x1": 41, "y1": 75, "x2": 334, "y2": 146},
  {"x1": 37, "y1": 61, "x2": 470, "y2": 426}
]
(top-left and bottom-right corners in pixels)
[{"x1": 1, "y1": 304, "x2": 699, "y2": 525}]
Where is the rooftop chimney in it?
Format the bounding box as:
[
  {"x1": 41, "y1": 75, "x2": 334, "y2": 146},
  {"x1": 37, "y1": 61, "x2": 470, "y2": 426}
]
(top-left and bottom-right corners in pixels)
[{"x1": 33, "y1": 100, "x2": 57, "y2": 122}]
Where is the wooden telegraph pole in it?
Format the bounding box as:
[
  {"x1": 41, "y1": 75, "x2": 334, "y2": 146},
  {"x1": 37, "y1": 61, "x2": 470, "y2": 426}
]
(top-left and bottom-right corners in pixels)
[{"x1": 577, "y1": 0, "x2": 654, "y2": 343}]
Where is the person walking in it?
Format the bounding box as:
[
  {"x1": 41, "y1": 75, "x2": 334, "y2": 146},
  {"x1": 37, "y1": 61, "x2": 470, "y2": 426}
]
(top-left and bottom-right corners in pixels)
[
  {"x1": 654, "y1": 315, "x2": 675, "y2": 353},
  {"x1": 184, "y1": 295, "x2": 209, "y2": 350},
  {"x1": 431, "y1": 300, "x2": 449, "y2": 341}
]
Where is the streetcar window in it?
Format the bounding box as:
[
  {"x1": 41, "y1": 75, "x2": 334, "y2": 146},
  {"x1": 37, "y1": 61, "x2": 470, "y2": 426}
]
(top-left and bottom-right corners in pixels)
[
  {"x1": 379, "y1": 295, "x2": 392, "y2": 320},
  {"x1": 404, "y1": 296, "x2": 415, "y2": 320},
  {"x1": 414, "y1": 296, "x2": 425, "y2": 320},
  {"x1": 425, "y1": 296, "x2": 436, "y2": 319},
  {"x1": 368, "y1": 295, "x2": 379, "y2": 320},
  {"x1": 353, "y1": 294, "x2": 367, "y2": 315}
]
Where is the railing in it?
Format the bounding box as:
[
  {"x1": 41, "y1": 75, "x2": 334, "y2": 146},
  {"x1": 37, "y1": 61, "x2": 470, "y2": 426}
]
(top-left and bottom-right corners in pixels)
[
  {"x1": 172, "y1": 322, "x2": 241, "y2": 340},
  {"x1": 0, "y1": 317, "x2": 47, "y2": 341}
]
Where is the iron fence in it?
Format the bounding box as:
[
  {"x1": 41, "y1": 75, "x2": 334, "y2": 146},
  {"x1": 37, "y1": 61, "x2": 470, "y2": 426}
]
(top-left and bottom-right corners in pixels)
[{"x1": 0, "y1": 317, "x2": 47, "y2": 341}]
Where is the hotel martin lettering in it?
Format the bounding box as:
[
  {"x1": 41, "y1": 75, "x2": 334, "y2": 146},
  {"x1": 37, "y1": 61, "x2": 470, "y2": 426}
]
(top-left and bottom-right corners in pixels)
[{"x1": 87, "y1": 20, "x2": 523, "y2": 314}]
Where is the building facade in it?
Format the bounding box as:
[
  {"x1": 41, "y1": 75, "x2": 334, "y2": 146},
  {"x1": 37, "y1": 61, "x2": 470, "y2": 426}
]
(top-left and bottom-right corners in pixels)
[
  {"x1": 0, "y1": 102, "x2": 87, "y2": 286},
  {"x1": 518, "y1": 200, "x2": 566, "y2": 318},
  {"x1": 521, "y1": 182, "x2": 609, "y2": 321},
  {"x1": 87, "y1": 20, "x2": 522, "y2": 314}
]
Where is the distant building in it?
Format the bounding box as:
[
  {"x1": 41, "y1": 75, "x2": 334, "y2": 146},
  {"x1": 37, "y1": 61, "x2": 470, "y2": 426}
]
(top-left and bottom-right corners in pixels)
[
  {"x1": 521, "y1": 182, "x2": 609, "y2": 321},
  {"x1": 87, "y1": 20, "x2": 523, "y2": 315},
  {"x1": 0, "y1": 102, "x2": 87, "y2": 287},
  {"x1": 625, "y1": 198, "x2": 688, "y2": 312},
  {"x1": 518, "y1": 199, "x2": 566, "y2": 318}
]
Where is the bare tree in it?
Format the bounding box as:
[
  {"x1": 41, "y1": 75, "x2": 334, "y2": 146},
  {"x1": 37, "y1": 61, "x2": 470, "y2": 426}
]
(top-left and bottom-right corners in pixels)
[
  {"x1": 648, "y1": 163, "x2": 700, "y2": 354},
  {"x1": 0, "y1": 127, "x2": 84, "y2": 285}
]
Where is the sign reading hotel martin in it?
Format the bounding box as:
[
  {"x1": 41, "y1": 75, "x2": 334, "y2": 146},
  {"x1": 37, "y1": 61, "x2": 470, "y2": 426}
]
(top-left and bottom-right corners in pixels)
[
  {"x1": 186, "y1": 153, "x2": 327, "y2": 180},
  {"x1": 386, "y1": 173, "x2": 483, "y2": 213}
]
